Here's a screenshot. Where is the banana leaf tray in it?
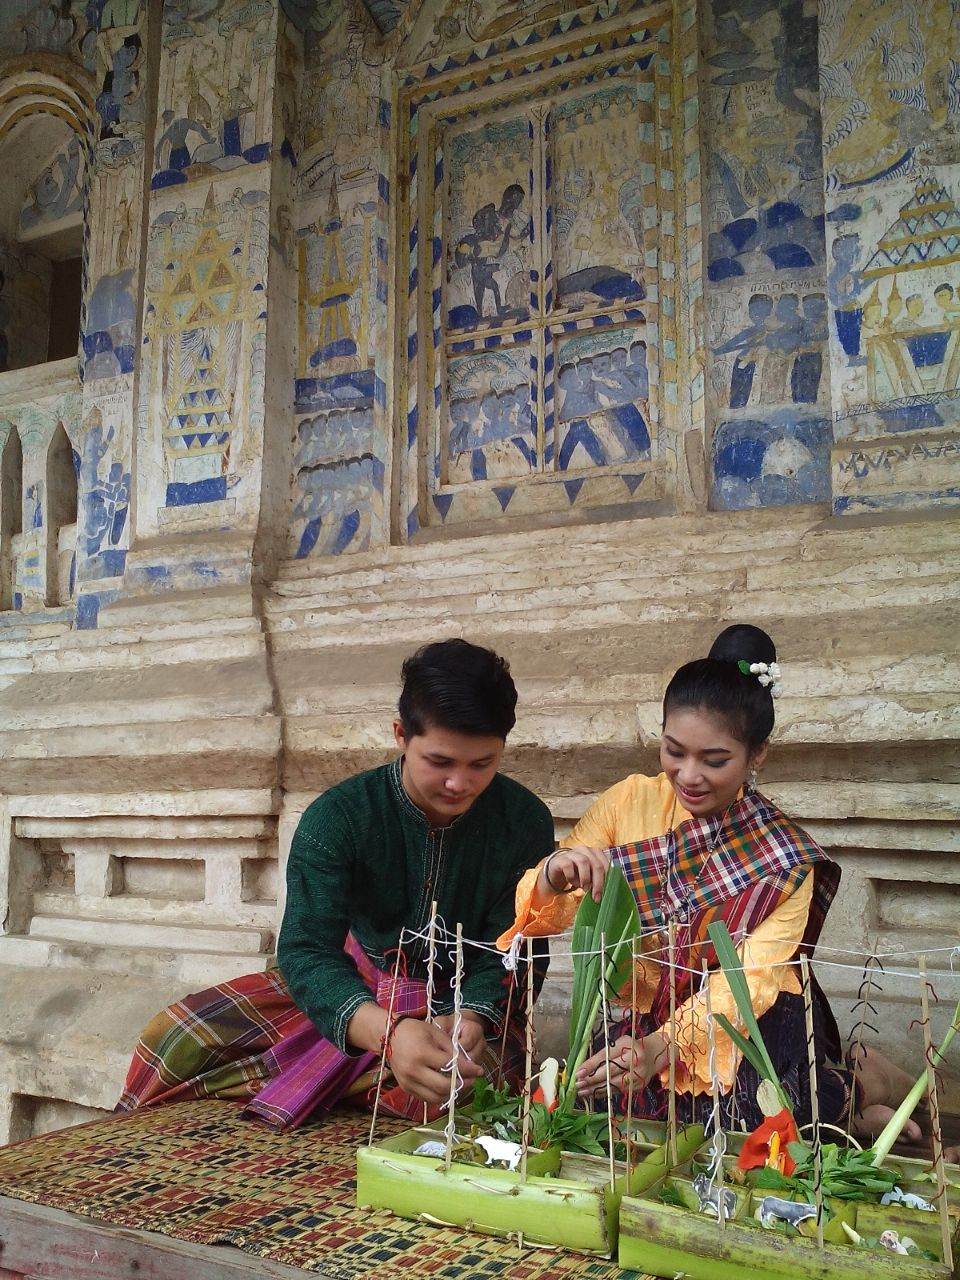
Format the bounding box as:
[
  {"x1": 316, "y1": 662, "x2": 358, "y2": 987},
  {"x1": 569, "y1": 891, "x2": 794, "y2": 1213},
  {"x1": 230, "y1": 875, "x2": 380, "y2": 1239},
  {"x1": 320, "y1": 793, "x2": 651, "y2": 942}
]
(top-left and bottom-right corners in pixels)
[
  {"x1": 356, "y1": 1119, "x2": 703, "y2": 1256},
  {"x1": 619, "y1": 1145, "x2": 960, "y2": 1280}
]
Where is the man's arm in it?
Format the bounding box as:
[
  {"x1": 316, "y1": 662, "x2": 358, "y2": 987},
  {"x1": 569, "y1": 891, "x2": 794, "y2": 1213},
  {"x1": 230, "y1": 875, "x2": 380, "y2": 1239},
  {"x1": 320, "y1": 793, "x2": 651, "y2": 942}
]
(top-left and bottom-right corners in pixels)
[{"x1": 276, "y1": 804, "x2": 374, "y2": 1053}]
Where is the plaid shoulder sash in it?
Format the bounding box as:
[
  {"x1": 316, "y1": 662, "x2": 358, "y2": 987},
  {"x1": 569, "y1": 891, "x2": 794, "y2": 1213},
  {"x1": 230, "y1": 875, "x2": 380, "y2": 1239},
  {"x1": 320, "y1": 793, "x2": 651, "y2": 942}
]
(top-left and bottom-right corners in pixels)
[{"x1": 610, "y1": 790, "x2": 839, "y2": 1022}]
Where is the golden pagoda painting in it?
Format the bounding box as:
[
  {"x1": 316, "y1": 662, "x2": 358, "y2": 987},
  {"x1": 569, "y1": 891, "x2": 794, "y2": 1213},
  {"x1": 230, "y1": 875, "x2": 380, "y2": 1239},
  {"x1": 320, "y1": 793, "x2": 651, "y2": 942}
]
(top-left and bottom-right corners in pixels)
[
  {"x1": 148, "y1": 186, "x2": 261, "y2": 508},
  {"x1": 858, "y1": 178, "x2": 960, "y2": 430}
]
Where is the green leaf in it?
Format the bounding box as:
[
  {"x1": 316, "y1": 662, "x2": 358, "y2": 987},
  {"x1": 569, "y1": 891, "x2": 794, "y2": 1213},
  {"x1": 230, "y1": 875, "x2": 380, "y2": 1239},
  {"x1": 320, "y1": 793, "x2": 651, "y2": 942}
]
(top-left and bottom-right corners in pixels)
[
  {"x1": 707, "y1": 921, "x2": 791, "y2": 1111},
  {"x1": 559, "y1": 865, "x2": 641, "y2": 1111}
]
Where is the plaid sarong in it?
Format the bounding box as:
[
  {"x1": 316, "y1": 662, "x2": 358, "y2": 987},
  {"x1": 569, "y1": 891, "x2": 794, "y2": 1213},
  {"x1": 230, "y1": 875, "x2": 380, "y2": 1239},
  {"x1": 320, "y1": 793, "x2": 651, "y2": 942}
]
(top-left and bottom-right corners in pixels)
[
  {"x1": 118, "y1": 934, "x2": 525, "y2": 1130},
  {"x1": 609, "y1": 789, "x2": 839, "y2": 1023}
]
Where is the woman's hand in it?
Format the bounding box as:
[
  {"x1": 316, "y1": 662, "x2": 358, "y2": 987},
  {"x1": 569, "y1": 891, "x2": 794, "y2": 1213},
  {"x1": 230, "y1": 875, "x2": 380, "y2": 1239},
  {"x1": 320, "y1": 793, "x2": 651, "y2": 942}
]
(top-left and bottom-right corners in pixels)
[
  {"x1": 539, "y1": 845, "x2": 611, "y2": 902},
  {"x1": 576, "y1": 1032, "x2": 669, "y2": 1096}
]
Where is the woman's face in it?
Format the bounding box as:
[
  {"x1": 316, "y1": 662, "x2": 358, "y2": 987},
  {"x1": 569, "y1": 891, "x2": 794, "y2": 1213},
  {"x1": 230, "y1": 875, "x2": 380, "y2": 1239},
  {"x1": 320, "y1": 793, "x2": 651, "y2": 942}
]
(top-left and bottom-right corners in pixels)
[{"x1": 660, "y1": 706, "x2": 765, "y2": 817}]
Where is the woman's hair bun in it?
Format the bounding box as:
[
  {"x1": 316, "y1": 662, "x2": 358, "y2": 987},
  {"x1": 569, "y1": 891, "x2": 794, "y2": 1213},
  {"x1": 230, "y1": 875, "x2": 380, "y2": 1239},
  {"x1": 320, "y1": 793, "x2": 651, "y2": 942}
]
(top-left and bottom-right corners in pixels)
[{"x1": 708, "y1": 624, "x2": 776, "y2": 668}]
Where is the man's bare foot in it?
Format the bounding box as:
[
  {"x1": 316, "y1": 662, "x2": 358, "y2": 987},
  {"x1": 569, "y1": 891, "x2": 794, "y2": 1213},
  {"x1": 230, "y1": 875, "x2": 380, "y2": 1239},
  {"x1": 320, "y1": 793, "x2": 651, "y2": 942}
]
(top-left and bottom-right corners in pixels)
[{"x1": 850, "y1": 1102, "x2": 922, "y2": 1144}]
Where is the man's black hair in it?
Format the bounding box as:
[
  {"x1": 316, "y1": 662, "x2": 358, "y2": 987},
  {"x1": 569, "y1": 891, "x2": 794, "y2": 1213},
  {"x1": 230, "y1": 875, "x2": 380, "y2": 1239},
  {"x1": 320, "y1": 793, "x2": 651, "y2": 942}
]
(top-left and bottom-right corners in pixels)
[
  {"x1": 398, "y1": 638, "x2": 518, "y2": 740},
  {"x1": 663, "y1": 624, "x2": 777, "y2": 752}
]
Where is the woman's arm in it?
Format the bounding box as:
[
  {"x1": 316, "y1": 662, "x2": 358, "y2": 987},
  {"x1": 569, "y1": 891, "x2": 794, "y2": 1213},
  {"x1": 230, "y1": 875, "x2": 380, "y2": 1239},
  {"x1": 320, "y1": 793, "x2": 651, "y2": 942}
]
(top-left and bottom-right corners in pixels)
[{"x1": 661, "y1": 872, "x2": 815, "y2": 1093}]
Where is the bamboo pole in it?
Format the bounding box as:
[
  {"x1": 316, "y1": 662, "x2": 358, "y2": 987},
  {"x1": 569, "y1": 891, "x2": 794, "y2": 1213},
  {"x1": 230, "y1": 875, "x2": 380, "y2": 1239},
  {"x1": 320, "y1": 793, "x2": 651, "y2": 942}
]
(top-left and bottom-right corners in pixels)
[
  {"x1": 625, "y1": 935, "x2": 638, "y2": 1188},
  {"x1": 519, "y1": 936, "x2": 535, "y2": 1184},
  {"x1": 667, "y1": 919, "x2": 678, "y2": 1165},
  {"x1": 600, "y1": 932, "x2": 616, "y2": 1191},
  {"x1": 368, "y1": 934, "x2": 407, "y2": 1147},
  {"x1": 845, "y1": 939, "x2": 880, "y2": 1142},
  {"x1": 702, "y1": 959, "x2": 725, "y2": 1232},
  {"x1": 443, "y1": 923, "x2": 464, "y2": 1171},
  {"x1": 799, "y1": 953, "x2": 825, "y2": 1248},
  {"x1": 423, "y1": 901, "x2": 438, "y2": 1125},
  {"x1": 919, "y1": 956, "x2": 954, "y2": 1272}
]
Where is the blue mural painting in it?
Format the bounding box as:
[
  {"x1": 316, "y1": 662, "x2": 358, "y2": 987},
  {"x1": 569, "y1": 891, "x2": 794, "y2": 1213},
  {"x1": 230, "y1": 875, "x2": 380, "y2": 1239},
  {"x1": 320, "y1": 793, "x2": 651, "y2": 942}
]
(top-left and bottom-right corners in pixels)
[
  {"x1": 448, "y1": 384, "x2": 535, "y2": 482},
  {"x1": 708, "y1": 200, "x2": 826, "y2": 283},
  {"x1": 83, "y1": 268, "x2": 137, "y2": 379},
  {"x1": 79, "y1": 418, "x2": 130, "y2": 581},
  {"x1": 712, "y1": 411, "x2": 831, "y2": 510},
  {"x1": 293, "y1": 407, "x2": 385, "y2": 557},
  {"x1": 556, "y1": 341, "x2": 650, "y2": 470},
  {"x1": 715, "y1": 293, "x2": 827, "y2": 409}
]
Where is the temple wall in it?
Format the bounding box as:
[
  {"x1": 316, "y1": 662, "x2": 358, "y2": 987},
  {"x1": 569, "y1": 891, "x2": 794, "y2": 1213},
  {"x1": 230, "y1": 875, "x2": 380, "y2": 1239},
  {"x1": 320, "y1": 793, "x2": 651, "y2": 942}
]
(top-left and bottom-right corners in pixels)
[{"x1": 0, "y1": 0, "x2": 956, "y2": 1141}]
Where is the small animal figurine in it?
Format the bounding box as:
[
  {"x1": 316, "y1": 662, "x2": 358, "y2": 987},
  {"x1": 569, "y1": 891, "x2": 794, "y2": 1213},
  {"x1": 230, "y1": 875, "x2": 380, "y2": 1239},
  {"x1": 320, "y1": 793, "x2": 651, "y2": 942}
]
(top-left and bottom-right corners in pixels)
[
  {"x1": 880, "y1": 1186, "x2": 935, "y2": 1212},
  {"x1": 879, "y1": 1230, "x2": 909, "y2": 1255},
  {"x1": 755, "y1": 1195, "x2": 818, "y2": 1230},
  {"x1": 473, "y1": 1135, "x2": 524, "y2": 1170},
  {"x1": 692, "y1": 1173, "x2": 737, "y2": 1221}
]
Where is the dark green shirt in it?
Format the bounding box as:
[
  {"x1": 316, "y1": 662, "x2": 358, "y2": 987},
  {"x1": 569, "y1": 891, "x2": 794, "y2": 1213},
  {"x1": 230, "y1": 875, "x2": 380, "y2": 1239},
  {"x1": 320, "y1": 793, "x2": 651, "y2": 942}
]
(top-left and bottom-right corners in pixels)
[{"x1": 277, "y1": 758, "x2": 555, "y2": 1052}]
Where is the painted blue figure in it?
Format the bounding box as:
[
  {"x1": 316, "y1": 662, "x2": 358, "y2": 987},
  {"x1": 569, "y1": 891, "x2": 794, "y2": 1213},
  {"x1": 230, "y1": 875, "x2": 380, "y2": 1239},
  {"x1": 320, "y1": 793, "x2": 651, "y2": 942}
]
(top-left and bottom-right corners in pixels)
[
  {"x1": 96, "y1": 33, "x2": 142, "y2": 139},
  {"x1": 26, "y1": 483, "x2": 42, "y2": 529},
  {"x1": 558, "y1": 360, "x2": 599, "y2": 421},
  {"x1": 453, "y1": 184, "x2": 527, "y2": 322},
  {"x1": 153, "y1": 109, "x2": 215, "y2": 188},
  {"x1": 558, "y1": 418, "x2": 607, "y2": 469},
  {"x1": 81, "y1": 420, "x2": 130, "y2": 560},
  {"x1": 828, "y1": 234, "x2": 865, "y2": 359},
  {"x1": 791, "y1": 294, "x2": 826, "y2": 404},
  {"x1": 714, "y1": 294, "x2": 774, "y2": 409}
]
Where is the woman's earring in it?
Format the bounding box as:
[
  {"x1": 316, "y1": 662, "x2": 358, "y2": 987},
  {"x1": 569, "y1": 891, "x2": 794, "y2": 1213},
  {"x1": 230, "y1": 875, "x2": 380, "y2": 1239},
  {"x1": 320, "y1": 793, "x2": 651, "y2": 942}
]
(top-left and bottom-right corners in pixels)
[{"x1": 748, "y1": 766, "x2": 759, "y2": 790}]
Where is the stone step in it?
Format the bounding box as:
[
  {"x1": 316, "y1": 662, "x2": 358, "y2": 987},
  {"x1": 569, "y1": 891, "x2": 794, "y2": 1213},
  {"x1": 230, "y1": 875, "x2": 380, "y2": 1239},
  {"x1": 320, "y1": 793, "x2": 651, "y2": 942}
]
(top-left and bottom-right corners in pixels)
[
  {"x1": 27, "y1": 914, "x2": 272, "y2": 955},
  {"x1": 0, "y1": 657, "x2": 276, "y2": 731},
  {"x1": 275, "y1": 504, "x2": 825, "y2": 582},
  {"x1": 0, "y1": 714, "x2": 281, "y2": 763},
  {"x1": 96, "y1": 585, "x2": 259, "y2": 631},
  {"x1": 267, "y1": 570, "x2": 960, "y2": 650},
  {"x1": 28, "y1": 631, "x2": 266, "y2": 674},
  {"x1": 34, "y1": 893, "x2": 276, "y2": 932}
]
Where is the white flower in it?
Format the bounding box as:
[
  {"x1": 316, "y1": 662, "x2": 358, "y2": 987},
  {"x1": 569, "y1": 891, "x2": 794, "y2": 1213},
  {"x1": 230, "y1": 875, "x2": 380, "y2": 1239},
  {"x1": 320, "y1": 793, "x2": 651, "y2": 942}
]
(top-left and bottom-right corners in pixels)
[
  {"x1": 769, "y1": 662, "x2": 781, "y2": 679},
  {"x1": 749, "y1": 662, "x2": 762, "y2": 674}
]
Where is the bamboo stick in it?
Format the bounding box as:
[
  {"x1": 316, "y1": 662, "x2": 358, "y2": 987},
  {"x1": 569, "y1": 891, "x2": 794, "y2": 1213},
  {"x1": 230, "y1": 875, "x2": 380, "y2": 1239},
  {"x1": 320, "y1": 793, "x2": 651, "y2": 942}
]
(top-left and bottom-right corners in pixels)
[
  {"x1": 625, "y1": 934, "x2": 638, "y2": 1187},
  {"x1": 600, "y1": 932, "x2": 616, "y2": 1191},
  {"x1": 667, "y1": 919, "x2": 678, "y2": 1165},
  {"x1": 443, "y1": 923, "x2": 464, "y2": 1171},
  {"x1": 799, "y1": 953, "x2": 824, "y2": 1248},
  {"x1": 918, "y1": 956, "x2": 954, "y2": 1272},
  {"x1": 845, "y1": 940, "x2": 880, "y2": 1142},
  {"x1": 368, "y1": 934, "x2": 407, "y2": 1147},
  {"x1": 702, "y1": 959, "x2": 725, "y2": 1232},
  {"x1": 423, "y1": 901, "x2": 438, "y2": 1125},
  {"x1": 519, "y1": 936, "x2": 535, "y2": 1184}
]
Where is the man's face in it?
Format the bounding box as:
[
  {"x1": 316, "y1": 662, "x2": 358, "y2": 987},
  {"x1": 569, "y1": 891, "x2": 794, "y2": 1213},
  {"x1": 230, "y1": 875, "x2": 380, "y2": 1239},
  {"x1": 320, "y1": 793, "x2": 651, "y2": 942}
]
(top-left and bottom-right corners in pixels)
[{"x1": 394, "y1": 721, "x2": 504, "y2": 826}]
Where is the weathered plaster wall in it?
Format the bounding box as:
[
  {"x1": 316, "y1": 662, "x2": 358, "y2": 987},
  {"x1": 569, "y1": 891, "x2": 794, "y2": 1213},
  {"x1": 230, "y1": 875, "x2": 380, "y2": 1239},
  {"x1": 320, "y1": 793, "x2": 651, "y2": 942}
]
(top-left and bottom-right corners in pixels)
[{"x1": 0, "y1": 0, "x2": 955, "y2": 1142}]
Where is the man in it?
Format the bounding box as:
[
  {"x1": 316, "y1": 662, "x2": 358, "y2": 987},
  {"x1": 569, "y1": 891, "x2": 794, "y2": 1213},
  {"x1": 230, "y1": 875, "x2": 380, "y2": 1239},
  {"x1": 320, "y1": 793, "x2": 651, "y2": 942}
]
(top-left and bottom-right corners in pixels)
[{"x1": 118, "y1": 639, "x2": 554, "y2": 1127}]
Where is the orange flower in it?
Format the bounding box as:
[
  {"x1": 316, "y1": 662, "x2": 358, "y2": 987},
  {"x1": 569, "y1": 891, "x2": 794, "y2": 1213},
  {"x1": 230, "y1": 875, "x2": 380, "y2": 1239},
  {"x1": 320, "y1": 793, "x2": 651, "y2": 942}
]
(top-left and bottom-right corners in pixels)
[{"x1": 737, "y1": 1108, "x2": 799, "y2": 1176}]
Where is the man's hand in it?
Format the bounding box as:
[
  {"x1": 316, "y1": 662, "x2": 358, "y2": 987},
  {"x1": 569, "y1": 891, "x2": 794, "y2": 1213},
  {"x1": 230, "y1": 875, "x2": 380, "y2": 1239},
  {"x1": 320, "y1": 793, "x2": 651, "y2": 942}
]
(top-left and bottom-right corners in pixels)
[
  {"x1": 389, "y1": 1018, "x2": 483, "y2": 1106},
  {"x1": 435, "y1": 1010, "x2": 488, "y2": 1065},
  {"x1": 538, "y1": 845, "x2": 611, "y2": 902}
]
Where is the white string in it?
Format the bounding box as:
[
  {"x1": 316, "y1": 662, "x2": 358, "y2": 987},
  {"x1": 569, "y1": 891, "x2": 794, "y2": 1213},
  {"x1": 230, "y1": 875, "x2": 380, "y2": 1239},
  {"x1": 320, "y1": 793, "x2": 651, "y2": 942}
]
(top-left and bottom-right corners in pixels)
[
  {"x1": 701, "y1": 965, "x2": 728, "y2": 1221},
  {"x1": 441, "y1": 927, "x2": 466, "y2": 1118},
  {"x1": 399, "y1": 918, "x2": 960, "y2": 971},
  {"x1": 502, "y1": 931, "x2": 524, "y2": 973}
]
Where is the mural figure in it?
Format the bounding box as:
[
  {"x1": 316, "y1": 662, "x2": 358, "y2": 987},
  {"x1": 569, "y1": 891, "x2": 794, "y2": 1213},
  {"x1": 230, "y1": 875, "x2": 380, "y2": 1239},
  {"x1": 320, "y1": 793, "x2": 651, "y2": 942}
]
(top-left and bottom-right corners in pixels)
[
  {"x1": 452, "y1": 183, "x2": 529, "y2": 323},
  {"x1": 80, "y1": 412, "x2": 131, "y2": 565},
  {"x1": 445, "y1": 349, "x2": 534, "y2": 483},
  {"x1": 715, "y1": 292, "x2": 827, "y2": 409},
  {"x1": 293, "y1": 408, "x2": 384, "y2": 558},
  {"x1": 96, "y1": 32, "x2": 144, "y2": 139},
  {"x1": 556, "y1": 340, "x2": 651, "y2": 470},
  {"x1": 153, "y1": 109, "x2": 216, "y2": 187},
  {"x1": 19, "y1": 136, "x2": 84, "y2": 232}
]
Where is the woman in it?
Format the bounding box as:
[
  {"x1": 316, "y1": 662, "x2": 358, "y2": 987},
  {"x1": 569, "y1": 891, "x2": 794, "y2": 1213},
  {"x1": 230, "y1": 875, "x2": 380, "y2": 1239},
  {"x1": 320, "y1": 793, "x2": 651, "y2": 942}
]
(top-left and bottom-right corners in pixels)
[{"x1": 499, "y1": 624, "x2": 919, "y2": 1140}]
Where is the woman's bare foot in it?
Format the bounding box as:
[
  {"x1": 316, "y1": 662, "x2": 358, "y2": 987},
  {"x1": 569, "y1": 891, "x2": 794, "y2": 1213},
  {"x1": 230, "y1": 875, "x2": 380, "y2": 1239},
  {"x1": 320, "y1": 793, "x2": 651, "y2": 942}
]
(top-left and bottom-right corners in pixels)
[{"x1": 850, "y1": 1102, "x2": 922, "y2": 1144}]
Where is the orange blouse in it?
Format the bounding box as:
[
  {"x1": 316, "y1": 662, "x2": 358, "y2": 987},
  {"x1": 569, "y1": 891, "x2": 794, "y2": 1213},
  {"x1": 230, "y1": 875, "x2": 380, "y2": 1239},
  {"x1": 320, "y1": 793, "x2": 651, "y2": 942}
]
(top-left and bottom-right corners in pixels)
[{"x1": 498, "y1": 772, "x2": 812, "y2": 1094}]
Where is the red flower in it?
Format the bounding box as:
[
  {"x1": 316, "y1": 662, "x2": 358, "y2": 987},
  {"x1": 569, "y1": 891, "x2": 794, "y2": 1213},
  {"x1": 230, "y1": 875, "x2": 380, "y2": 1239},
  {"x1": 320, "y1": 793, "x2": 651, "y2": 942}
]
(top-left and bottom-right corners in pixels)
[{"x1": 737, "y1": 1108, "x2": 798, "y2": 1176}]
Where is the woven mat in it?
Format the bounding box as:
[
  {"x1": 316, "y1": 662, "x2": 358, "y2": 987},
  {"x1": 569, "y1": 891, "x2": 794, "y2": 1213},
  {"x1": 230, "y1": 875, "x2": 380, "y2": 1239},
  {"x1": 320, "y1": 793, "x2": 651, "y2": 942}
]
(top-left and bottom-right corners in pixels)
[{"x1": 0, "y1": 1100, "x2": 647, "y2": 1278}]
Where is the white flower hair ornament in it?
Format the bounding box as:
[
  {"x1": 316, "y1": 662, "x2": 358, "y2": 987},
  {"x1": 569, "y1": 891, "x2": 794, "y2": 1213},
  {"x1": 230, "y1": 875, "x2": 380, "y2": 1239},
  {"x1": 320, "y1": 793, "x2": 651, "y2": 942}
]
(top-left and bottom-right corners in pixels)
[{"x1": 737, "y1": 659, "x2": 782, "y2": 697}]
